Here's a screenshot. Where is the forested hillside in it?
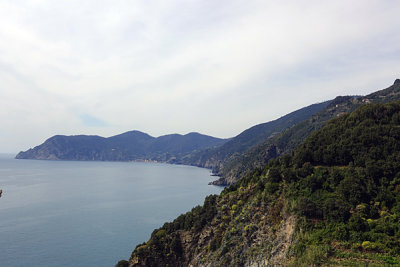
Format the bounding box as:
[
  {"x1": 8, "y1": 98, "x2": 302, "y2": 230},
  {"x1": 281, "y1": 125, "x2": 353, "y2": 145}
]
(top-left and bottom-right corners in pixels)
[
  {"x1": 120, "y1": 101, "x2": 400, "y2": 266},
  {"x1": 214, "y1": 79, "x2": 400, "y2": 185}
]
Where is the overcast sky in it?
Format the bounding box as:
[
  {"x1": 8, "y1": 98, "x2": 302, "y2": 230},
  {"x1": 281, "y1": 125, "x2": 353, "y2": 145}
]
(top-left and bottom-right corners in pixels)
[{"x1": 1, "y1": 0, "x2": 399, "y2": 153}]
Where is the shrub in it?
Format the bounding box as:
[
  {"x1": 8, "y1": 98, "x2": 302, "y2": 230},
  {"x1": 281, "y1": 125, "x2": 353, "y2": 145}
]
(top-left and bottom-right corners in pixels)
[
  {"x1": 115, "y1": 260, "x2": 129, "y2": 267},
  {"x1": 361, "y1": 241, "x2": 380, "y2": 251}
]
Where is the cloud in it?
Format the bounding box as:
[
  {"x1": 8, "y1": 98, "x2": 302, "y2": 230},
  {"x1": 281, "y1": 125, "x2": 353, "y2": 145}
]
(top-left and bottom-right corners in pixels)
[
  {"x1": 0, "y1": 0, "x2": 399, "y2": 152},
  {"x1": 79, "y1": 114, "x2": 109, "y2": 127}
]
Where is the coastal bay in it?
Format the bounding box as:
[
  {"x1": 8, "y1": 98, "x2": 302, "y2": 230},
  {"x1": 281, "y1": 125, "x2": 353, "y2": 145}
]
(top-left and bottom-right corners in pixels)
[{"x1": 0, "y1": 154, "x2": 222, "y2": 266}]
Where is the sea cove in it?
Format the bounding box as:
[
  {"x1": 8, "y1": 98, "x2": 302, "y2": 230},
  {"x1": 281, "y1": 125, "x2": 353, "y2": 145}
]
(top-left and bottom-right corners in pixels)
[{"x1": 0, "y1": 154, "x2": 222, "y2": 267}]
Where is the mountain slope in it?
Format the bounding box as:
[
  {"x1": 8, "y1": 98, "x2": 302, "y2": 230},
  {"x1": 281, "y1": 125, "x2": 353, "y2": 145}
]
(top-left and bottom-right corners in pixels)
[
  {"x1": 180, "y1": 101, "x2": 331, "y2": 172},
  {"x1": 15, "y1": 131, "x2": 228, "y2": 162},
  {"x1": 123, "y1": 100, "x2": 400, "y2": 267},
  {"x1": 214, "y1": 79, "x2": 400, "y2": 185}
]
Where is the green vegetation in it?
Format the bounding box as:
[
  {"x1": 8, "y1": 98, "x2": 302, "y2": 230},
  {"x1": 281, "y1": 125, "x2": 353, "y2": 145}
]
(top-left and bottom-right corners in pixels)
[
  {"x1": 287, "y1": 102, "x2": 400, "y2": 265},
  {"x1": 127, "y1": 101, "x2": 400, "y2": 266},
  {"x1": 218, "y1": 80, "x2": 400, "y2": 185}
]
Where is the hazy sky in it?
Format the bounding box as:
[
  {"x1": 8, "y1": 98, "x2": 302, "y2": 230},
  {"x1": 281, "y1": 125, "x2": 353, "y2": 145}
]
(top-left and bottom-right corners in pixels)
[{"x1": 1, "y1": 0, "x2": 399, "y2": 153}]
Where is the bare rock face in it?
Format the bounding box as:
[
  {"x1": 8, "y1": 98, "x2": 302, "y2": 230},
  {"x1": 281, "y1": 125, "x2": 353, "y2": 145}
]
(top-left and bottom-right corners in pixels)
[
  {"x1": 394, "y1": 79, "x2": 400, "y2": 85},
  {"x1": 266, "y1": 216, "x2": 296, "y2": 265}
]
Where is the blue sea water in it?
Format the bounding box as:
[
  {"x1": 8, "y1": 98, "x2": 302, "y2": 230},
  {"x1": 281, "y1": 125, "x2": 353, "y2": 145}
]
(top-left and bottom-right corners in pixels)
[{"x1": 0, "y1": 154, "x2": 222, "y2": 267}]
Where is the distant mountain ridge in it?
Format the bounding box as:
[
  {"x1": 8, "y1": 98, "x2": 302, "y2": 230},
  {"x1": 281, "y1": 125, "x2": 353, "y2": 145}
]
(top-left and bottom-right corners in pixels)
[
  {"x1": 17, "y1": 79, "x2": 400, "y2": 187},
  {"x1": 15, "y1": 131, "x2": 229, "y2": 162},
  {"x1": 16, "y1": 103, "x2": 331, "y2": 166}
]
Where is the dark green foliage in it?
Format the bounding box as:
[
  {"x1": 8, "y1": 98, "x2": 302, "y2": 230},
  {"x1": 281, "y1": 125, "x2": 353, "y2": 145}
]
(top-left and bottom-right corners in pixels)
[
  {"x1": 114, "y1": 260, "x2": 129, "y2": 267},
  {"x1": 170, "y1": 233, "x2": 183, "y2": 256},
  {"x1": 297, "y1": 102, "x2": 400, "y2": 168},
  {"x1": 322, "y1": 197, "x2": 350, "y2": 222},
  {"x1": 296, "y1": 197, "x2": 322, "y2": 218},
  {"x1": 267, "y1": 167, "x2": 282, "y2": 183},
  {"x1": 348, "y1": 214, "x2": 368, "y2": 232},
  {"x1": 161, "y1": 194, "x2": 218, "y2": 233}
]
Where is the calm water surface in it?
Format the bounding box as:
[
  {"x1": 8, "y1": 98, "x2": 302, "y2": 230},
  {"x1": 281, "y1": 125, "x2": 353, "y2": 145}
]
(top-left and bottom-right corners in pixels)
[{"x1": 0, "y1": 154, "x2": 222, "y2": 266}]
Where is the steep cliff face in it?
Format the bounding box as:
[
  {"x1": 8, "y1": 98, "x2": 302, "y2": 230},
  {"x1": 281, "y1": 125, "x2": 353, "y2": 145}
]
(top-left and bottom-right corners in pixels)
[
  {"x1": 123, "y1": 101, "x2": 400, "y2": 266},
  {"x1": 129, "y1": 183, "x2": 297, "y2": 267}
]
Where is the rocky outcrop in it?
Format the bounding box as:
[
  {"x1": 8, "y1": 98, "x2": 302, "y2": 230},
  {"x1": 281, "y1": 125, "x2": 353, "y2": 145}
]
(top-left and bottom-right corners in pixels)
[{"x1": 128, "y1": 182, "x2": 298, "y2": 267}]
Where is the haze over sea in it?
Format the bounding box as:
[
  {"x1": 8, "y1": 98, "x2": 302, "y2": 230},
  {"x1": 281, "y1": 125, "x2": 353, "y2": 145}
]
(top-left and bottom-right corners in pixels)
[{"x1": 0, "y1": 154, "x2": 222, "y2": 266}]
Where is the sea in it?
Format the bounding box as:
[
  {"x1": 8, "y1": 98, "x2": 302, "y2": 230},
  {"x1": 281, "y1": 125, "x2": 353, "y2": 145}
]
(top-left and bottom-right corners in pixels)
[{"x1": 0, "y1": 154, "x2": 222, "y2": 267}]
